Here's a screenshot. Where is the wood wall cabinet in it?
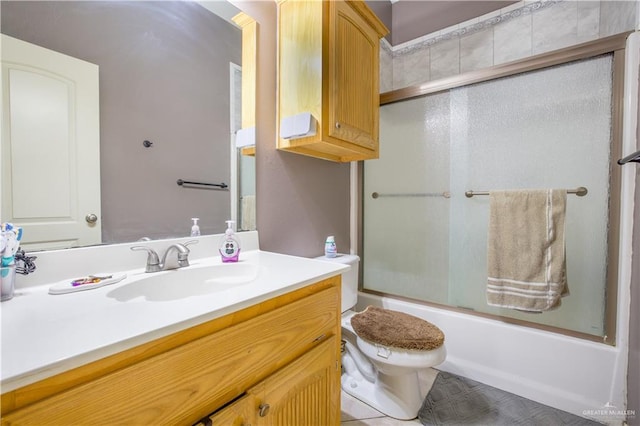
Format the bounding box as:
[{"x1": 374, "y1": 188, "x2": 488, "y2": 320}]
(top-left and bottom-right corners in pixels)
[
  {"x1": 232, "y1": 12, "x2": 257, "y2": 157},
  {"x1": 0, "y1": 277, "x2": 341, "y2": 425},
  {"x1": 277, "y1": 0, "x2": 388, "y2": 162}
]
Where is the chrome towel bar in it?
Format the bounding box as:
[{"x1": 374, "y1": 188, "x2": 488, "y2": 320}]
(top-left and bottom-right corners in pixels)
[{"x1": 465, "y1": 186, "x2": 588, "y2": 198}]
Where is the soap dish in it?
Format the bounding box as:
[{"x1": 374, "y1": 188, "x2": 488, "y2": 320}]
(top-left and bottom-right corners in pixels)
[{"x1": 49, "y1": 273, "x2": 127, "y2": 295}]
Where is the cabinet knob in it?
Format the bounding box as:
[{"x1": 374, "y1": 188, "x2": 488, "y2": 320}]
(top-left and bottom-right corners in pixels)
[
  {"x1": 258, "y1": 403, "x2": 270, "y2": 417},
  {"x1": 85, "y1": 213, "x2": 98, "y2": 224},
  {"x1": 335, "y1": 122, "x2": 341, "y2": 129}
]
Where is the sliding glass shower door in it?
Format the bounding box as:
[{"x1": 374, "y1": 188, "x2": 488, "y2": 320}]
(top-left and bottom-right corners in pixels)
[{"x1": 363, "y1": 54, "x2": 614, "y2": 337}]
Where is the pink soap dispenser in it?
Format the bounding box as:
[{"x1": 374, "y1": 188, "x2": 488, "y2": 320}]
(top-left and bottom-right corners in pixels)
[{"x1": 219, "y1": 220, "x2": 240, "y2": 263}]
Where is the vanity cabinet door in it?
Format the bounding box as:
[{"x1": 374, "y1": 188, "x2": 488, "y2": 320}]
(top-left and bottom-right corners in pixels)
[{"x1": 248, "y1": 336, "x2": 340, "y2": 426}]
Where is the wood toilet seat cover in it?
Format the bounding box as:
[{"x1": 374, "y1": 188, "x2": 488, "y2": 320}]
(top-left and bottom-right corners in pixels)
[{"x1": 350, "y1": 306, "x2": 445, "y2": 351}]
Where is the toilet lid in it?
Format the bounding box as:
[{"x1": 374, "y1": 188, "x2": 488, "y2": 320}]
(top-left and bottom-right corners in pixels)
[{"x1": 350, "y1": 306, "x2": 444, "y2": 351}]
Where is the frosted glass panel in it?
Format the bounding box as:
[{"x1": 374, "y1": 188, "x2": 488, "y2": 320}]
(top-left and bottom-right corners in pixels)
[
  {"x1": 364, "y1": 92, "x2": 451, "y2": 303},
  {"x1": 363, "y1": 55, "x2": 613, "y2": 336}
]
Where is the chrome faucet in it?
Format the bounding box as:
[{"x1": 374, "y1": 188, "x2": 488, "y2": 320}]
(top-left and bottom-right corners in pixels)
[{"x1": 131, "y1": 240, "x2": 198, "y2": 273}]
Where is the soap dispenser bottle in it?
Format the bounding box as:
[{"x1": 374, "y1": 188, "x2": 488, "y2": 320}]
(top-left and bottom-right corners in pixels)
[
  {"x1": 190, "y1": 218, "x2": 201, "y2": 237},
  {"x1": 219, "y1": 220, "x2": 240, "y2": 263}
]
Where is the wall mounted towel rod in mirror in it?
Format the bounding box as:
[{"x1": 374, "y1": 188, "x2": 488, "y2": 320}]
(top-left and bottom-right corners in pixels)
[
  {"x1": 465, "y1": 186, "x2": 588, "y2": 198},
  {"x1": 176, "y1": 179, "x2": 228, "y2": 190},
  {"x1": 371, "y1": 191, "x2": 451, "y2": 199},
  {"x1": 618, "y1": 149, "x2": 640, "y2": 165}
]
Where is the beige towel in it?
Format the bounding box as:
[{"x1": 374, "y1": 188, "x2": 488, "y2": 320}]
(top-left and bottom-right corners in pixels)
[{"x1": 486, "y1": 189, "x2": 568, "y2": 312}]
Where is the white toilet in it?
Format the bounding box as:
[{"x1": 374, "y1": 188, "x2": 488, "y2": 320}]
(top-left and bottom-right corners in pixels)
[{"x1": 317, "y1": 254, "x2": 446, "y2": 420}]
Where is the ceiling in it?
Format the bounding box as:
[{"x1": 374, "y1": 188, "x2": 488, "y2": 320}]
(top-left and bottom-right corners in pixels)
[{"x1": 371, "y1": 0, "x2": 520, "y2": 46}]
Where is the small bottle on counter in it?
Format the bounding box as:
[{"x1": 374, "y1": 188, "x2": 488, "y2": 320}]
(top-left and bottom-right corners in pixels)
[{"x1": 324, "y1": 236, "x2": 337, "y2": 258}]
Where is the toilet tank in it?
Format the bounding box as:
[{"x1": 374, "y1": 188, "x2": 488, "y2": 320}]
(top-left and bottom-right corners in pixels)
[{"x1": 315, "y1": 254, "x2": 360, "y2": 313}]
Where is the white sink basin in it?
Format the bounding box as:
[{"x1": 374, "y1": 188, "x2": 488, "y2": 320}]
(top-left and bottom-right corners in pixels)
[{"x1": 107, "y1": 263, "x2": 261, "y2": 302}]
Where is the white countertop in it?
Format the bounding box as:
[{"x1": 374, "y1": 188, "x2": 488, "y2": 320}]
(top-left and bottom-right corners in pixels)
[{"x1": 1, "y1": 248, "x2": 348, "y2": 392}]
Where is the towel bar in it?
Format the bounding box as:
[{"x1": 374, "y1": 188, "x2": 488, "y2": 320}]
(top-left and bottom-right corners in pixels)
[
  {"x1": 372, "y1": 191, "x2": 451, "y2": 199},
  {"x1": 465, "y1": 187, "x2": 588, "y2": 198},
  {"x1": 177, "y1": 179, "x2": 228, "y2": 190},
  {"x1": 618, "y1": 149, "x2": 640, "y2": 165}
]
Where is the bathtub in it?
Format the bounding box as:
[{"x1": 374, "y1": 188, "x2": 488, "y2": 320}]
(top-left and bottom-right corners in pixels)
[{"x1": 356, "y1": 291, "x2": 629, "y2": 424}]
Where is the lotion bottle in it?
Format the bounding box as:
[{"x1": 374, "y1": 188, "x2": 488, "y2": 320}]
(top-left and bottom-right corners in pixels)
[
  {"x1": 219, "y1": 220, "x2": 240, "y2": 263},
  {"x1": 324, "y1": 236, "x2": 337, "y2": 258},
  {"x1": 190, "y1": 218, "x2": 201, "y2": 237}
]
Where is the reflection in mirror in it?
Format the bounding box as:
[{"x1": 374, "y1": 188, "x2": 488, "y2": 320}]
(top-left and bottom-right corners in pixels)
[{"x1": 0, "y1": 0, "x2": 256, "y2": 251}]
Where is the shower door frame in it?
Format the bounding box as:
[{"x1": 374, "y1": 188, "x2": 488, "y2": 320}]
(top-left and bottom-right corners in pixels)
[{"x1": 359, "y1": 32, "x2": 633, "y2": 345}]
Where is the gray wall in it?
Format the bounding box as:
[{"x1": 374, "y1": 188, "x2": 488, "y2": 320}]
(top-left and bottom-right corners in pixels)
[
  {"x1": 237, "y1": 1, "x2": 350, "y2": 258},
  {"x1": 1, "y1": 1, "x2": 241, "y2": 242}
]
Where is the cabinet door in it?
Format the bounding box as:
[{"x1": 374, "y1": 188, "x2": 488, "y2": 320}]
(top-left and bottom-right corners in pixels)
[
  {"x1": 249, "y1": 336, "x2": 340, "y2": 426},
  {"x1": 327, "y1": 1, "x2": 380, "y2": 153}
]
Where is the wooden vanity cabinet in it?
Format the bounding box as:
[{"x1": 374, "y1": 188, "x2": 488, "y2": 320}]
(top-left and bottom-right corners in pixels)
[
  {"x1": 277, "y1": 0, "x2": 388, "y2": 162},
  {"x1": 0, "y1": 277, "x2": 341, "y2": 425},
  {"x1": 198, "y1": 336, "x2": 338, "y2": 425}
]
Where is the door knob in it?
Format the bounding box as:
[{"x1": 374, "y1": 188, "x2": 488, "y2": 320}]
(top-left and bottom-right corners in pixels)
[{"x1": 85, "y1": 213, "x2": 98, "y2": 224}]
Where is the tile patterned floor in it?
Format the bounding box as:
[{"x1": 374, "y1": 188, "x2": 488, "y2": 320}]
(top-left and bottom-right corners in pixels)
[
  {"x1": 340, "y1": 369, "x2": 599, "y2": 426},
  {"x1": 340, "y1": 392, "x2": 423, "y2": 425}
]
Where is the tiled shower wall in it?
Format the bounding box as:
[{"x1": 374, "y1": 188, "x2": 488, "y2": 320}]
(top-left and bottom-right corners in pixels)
[{"x1": 381, "y1": 0, "x2": 639, "y2": 93}]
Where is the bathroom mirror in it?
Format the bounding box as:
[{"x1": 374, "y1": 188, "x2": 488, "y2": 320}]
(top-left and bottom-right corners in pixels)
[{"x1": 0, "y1": 0, "x2": 256, "y2": 251}]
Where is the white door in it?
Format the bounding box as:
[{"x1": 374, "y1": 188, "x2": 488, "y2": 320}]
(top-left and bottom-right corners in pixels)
[{"x1": 1, "y1": 34, "x2": 101, "y2": 250}]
